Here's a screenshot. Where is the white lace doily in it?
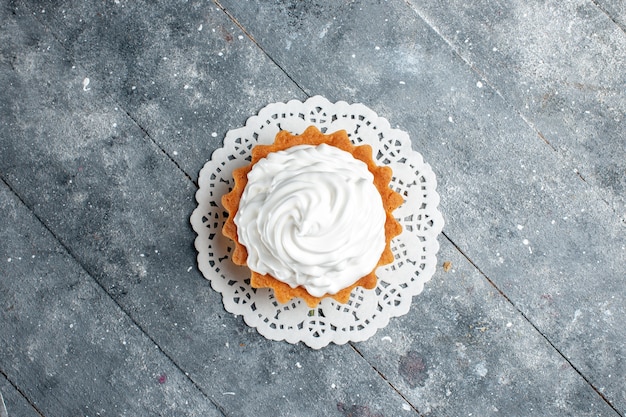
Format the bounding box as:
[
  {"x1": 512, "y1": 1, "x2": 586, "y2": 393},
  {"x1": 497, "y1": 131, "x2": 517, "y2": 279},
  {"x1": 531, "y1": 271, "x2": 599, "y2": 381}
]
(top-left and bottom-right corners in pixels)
[{"x1": 191, "y1": 96, "x2": 444, "y2": 349}]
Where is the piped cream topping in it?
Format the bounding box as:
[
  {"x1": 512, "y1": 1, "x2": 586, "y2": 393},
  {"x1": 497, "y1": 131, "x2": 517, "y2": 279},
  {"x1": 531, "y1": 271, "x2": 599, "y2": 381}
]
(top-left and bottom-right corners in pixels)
[{"x1": 234, "y1": 144, "x2": 387, "y2": 297}]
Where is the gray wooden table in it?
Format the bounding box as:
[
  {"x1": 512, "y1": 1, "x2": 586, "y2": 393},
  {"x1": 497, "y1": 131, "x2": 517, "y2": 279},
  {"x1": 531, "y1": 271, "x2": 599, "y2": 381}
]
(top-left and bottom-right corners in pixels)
[{"x1": 1, "y1": 0, "x2": 624, "y2": 416}]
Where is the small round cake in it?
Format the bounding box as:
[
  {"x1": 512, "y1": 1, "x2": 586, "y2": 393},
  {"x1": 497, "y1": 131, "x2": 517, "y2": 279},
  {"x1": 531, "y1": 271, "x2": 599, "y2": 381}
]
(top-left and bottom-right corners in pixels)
[{"x1": 222, "y1": 126, "x2": 403, "y2": 307}]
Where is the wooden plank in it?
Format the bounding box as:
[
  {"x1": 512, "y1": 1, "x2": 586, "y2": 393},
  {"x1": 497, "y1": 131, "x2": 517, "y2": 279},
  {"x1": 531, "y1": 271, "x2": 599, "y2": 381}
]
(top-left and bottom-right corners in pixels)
[
  {"x1": 0, "y1": 375, "x2": 41, "y2": 417},
  {"x1": 214, "y1": 0, "x2": 626, "y2": 414},
  {"x1": 0, "y1": 3, "x2": 417, "y2": 416},
  {"x1": 0, "y1": 182, "x2": 224, "y2": 416}
]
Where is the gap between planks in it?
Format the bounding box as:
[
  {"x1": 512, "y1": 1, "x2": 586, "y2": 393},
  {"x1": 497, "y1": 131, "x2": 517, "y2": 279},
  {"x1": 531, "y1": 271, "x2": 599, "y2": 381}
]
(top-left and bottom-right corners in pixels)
[
  {"x1": 213, "y1": 0, "x2": 311, "y2": 98},
  {"x1": 348, "y1": 343, "x2": 426, "y2": 417},
  {"x1": 0, "y1": 367, "x2": 45, "y2": 417},
  {"x1": 443, "y1": 231, "x2": 624, "y2": 417},
  {"x1": 589, "y1": 0, "x2": 626, "y2": 34}
]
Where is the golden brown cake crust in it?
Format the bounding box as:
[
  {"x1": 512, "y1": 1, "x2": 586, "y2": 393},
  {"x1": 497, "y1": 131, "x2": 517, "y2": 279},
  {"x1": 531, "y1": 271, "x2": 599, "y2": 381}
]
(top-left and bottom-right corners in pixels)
[{"x1": 222, "y1": 126, "x2": 404, "y2": 307}]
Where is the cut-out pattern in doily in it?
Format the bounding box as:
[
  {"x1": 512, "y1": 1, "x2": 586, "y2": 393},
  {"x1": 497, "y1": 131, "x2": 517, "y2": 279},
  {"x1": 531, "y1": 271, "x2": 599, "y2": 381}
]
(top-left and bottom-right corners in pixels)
[{"x1": 191, "y1": 96, "x2": 444, "y2": 349}]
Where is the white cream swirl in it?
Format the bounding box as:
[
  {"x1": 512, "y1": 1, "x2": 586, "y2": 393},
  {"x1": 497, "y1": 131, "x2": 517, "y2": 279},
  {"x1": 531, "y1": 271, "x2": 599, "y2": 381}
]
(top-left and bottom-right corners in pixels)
[{"x1": 234, "y1": 144, "x2": 387, "y2": 297}]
